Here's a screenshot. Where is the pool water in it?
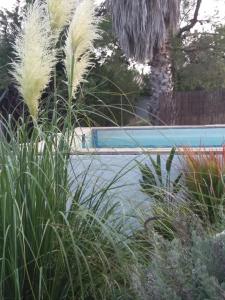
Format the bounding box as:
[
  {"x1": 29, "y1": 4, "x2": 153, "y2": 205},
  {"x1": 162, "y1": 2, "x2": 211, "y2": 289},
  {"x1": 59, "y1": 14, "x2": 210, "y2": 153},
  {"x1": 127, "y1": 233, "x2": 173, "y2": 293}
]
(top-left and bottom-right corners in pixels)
[{"x1": 90, "y1": 127, "x2": 225, "y2": 148}]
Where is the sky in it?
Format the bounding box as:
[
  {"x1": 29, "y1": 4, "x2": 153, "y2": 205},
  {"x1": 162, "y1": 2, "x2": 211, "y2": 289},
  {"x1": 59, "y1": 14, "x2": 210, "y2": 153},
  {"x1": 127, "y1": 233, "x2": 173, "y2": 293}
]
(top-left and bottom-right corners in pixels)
[{"x1": 0, "y1": 0, "x2": 15, "y2": 8}]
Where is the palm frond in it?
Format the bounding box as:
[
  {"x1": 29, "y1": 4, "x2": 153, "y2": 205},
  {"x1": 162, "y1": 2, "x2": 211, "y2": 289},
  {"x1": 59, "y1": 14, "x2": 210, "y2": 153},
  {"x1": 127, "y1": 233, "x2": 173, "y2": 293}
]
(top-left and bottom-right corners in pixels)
[{"x1": 107, "y1": 0, "x2": 180, "y2": 63}]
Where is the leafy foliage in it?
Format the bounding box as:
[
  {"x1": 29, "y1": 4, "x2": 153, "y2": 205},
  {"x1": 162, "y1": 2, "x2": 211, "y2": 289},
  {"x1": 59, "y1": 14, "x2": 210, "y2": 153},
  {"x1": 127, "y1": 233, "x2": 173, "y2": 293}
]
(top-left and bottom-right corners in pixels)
[
  {"x1": 174, "y1": 26, "x2": 225, "y2": 91},
  {"x1": 136, "y1": 147, "x2": 225, "y2": 299},
  {"x1": 84, "y1": 51, "x2": 141, "y2": 126},
  {"x1": 142, "y1": 231, "x2": 225, "y2": 300}
]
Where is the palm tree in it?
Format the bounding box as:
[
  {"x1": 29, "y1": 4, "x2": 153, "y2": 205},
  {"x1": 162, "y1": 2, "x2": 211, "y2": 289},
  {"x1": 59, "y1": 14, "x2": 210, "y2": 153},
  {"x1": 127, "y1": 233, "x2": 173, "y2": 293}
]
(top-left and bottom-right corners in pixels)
[{"x1": 107, "y1": 0, "x2": 180, "y2": 124}]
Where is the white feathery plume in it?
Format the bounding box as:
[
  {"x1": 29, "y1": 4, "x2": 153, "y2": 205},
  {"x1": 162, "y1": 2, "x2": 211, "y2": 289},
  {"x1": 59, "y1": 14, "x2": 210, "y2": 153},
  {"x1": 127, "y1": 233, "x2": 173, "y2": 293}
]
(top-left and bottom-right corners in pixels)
[
  {"x1": 11, "y1": 2, "x2": 55, "y2": 119},
  {"x1": 64, "y1": 0, "x2": 101, "y2": 100},
  {"x1": 47, "y1": 0, "x2": 77, "y2": 34}
]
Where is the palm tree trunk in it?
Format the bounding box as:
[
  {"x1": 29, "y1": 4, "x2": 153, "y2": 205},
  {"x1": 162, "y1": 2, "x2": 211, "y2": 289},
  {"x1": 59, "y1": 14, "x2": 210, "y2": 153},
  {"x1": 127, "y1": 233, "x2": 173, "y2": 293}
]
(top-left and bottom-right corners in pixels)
[{"x1": 148, "y1": 42, "x2": 176, "y2": 125}]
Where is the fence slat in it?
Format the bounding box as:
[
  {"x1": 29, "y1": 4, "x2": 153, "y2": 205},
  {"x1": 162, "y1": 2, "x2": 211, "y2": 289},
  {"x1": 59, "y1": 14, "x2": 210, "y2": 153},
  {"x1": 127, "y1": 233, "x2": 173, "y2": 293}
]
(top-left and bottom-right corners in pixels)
[{"x1": 159, "y1": 89, "x2": 225, "y2": 125}]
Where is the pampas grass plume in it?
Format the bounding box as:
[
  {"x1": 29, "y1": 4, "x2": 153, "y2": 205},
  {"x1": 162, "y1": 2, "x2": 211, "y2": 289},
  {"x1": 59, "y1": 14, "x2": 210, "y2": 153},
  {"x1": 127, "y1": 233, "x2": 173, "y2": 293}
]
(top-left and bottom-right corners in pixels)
[
  {"x1": 47, "y1": 0, "x2": 77, "y2": 33},
  {"x1": 11, "y1": 2, "x2": 55, "y2": 119},
  {"x1": 64, "y1": 0, "x2": 101, "y2": 99}
]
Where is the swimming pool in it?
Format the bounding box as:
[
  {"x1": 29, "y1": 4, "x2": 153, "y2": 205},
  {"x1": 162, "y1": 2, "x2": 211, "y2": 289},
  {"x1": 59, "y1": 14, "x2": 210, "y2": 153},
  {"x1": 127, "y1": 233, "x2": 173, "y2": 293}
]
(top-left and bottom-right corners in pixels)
[
  {"x1": 72, "y1": 126, "x2": 225, "y2": 217},
  {"x1": 76, "y1": 126, "x2": 225, "y2": 151}
]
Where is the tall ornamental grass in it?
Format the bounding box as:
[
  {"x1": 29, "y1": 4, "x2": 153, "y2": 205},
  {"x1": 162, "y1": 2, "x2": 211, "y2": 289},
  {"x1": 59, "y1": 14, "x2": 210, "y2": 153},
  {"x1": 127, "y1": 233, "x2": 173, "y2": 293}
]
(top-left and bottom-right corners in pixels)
[
  {"x1": 2, "y1": 1, "x2": 148, "y2": 298},
  {"x1": 64, "y1": 0, "x2": 100, "y2": 104},
  {"x1": 47, "y1": 0, "x2": 76, "y2": 35},
  {"x1": 11, "y1": 0, "x2": 100, "y2": 122},
  {"x1": 183, "y1": 147, "x2": 225, "y2": 226},
  {"x1": 11, "y1": 2, "x2": 55, "y2": 119},
  {"x1": 0, "y1": 126, "x2": 140, "y2": 299}
]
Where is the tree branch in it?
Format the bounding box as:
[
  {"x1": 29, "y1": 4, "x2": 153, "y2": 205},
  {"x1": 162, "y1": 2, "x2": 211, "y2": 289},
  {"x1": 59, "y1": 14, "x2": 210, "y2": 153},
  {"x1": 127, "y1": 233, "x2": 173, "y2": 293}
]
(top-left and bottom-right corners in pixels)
[{"x1": 177, "y1": 0, "x2": 202, "y2": 38}]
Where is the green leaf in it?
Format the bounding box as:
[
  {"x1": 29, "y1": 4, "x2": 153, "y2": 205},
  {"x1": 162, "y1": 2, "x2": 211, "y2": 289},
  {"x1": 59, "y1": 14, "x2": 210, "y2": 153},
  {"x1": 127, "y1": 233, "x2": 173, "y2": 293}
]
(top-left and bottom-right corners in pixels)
[
  {"x1": 149, "y1": 155, "x2": 162, "y2": 185},
  {"x1": 173, "y1": 173, "x2": 183, "y2": 193},
  {"x1": 166, "y1": 147, "x2": 176, "y2": 174}
]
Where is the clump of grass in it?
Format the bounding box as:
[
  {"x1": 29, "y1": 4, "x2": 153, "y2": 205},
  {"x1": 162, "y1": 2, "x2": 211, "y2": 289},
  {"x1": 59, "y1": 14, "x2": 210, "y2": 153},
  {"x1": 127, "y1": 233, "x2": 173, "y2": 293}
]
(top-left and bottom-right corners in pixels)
[
  {"x1": 0, "y1": 125, "x2": 140, "y2": 299},
  {"x1": 183, "y1": 147, "x2": 225, "y2": 226}
]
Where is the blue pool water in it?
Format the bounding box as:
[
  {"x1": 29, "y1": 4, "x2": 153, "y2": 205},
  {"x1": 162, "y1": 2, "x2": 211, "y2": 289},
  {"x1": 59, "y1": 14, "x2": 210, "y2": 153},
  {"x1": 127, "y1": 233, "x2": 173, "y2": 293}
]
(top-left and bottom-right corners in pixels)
[{"x1": 91, "y1": 127, "x2": 225, "y2": 148}]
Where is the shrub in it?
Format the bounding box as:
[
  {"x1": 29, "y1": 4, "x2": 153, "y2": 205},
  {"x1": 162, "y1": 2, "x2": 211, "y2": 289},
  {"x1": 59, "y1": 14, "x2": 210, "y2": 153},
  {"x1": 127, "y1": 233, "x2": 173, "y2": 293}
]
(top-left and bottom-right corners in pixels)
[
  {"x1": 138, "y1": 146, "x2": 225, "y2": 298},
  {"x1": 142, "y1": 231, "x2": 225, "y2": 300}
]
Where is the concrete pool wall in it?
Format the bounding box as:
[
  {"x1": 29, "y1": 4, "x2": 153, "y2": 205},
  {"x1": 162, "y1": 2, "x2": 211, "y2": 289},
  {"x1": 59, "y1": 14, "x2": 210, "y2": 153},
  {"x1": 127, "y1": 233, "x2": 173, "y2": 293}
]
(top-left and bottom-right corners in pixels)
[{"x1": 69, "y1": 153, "x2": 182, "y2": 215}]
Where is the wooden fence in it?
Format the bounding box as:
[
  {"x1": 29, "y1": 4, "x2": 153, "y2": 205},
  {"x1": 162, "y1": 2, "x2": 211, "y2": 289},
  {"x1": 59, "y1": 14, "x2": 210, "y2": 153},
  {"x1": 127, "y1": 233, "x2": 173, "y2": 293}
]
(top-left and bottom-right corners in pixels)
[{"x1": 159, "y1": 89, "x2": 225, "y2": 125}]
